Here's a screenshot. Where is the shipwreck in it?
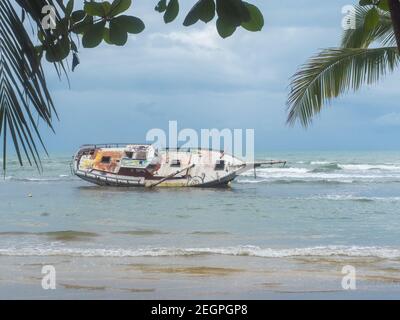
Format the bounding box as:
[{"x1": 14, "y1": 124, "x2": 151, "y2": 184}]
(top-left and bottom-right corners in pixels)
[{"x1": 71, "y1": 144, "x2": 285, "y2": 188}]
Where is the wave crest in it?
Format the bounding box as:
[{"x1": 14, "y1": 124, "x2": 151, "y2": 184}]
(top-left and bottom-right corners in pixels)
[{"x1": 1, "y1": 245, "x2": 399, "y2": 259}]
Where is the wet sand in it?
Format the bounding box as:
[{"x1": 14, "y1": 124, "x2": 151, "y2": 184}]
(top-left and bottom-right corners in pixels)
[{"x1": 1, "y1": 255, "x2": 400, "y2": 299}]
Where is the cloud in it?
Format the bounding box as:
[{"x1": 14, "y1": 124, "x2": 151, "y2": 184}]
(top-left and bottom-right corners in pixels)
[
  {"x1": 150, "y1": 25, "x2": 220, "y2": 50},
  {"x1": 41, "y1": 0, "x2": 400, "y2": 151}
]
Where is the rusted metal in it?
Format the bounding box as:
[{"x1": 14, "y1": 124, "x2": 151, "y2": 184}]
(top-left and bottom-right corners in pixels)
[
  {"x1": 71, "y1": 144, "x2": 286, "y2": 188},
  {"x1": 148, "y1": 164, "x2": 196, "y2": 188}
]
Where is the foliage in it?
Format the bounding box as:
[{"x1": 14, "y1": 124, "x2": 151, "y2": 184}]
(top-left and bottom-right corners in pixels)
[
  {"x1": 34, "y1": 0, "x2": 264, "y2": 67},
  {"x1": 286, "y1": 3, "x2": 399, "y2": 127},
  {"x1": 0, "y1": 0, "x2": 264, "y2": 172},
  {"x1": 0, "y1": 0, "x2": 57, "y2": 173}
]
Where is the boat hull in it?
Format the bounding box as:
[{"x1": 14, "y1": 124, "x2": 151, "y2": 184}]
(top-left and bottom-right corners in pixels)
[
  {"x1": 74, "y1": 169, "x2": 237, "y2": 188},
  {"x1": 72, "y1": 144, "x2": 244, "y2": 188},
  {"x1": 71, "y1": 144, "x2": 285, "y2": 188}
]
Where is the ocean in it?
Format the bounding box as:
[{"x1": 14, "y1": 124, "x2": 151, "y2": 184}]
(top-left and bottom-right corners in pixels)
[{"x1": 1, "y1": 151, "x2": 400, "y2": 299}]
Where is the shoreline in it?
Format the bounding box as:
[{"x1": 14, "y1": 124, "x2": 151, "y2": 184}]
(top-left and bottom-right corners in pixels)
[{"x1": 1, "y1": 254, "x2": 400, "y2": 299}]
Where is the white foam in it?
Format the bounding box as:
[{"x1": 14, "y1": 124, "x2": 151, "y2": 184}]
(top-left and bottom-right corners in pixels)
[
  {"x1": 239, "y1": 164, "x2": 400, "y2": 184},
  {"x1": 236, "y1": 179, "x2": 268, "y2": 184},
  {"x1": 241, "y1": 167, "x2": 310, "y2": 177},
  {"x1": 310, "y1": 161, "x2": 332, "y2": 165},
  {"x1": 306, "y1": 195, "x2": 400, "y2": 202},
  {"x1": 338, "y1": 164, "x2": 400, "y2": 171},
  {"x1": 5, "y1": 176, "x2": 73, "y2": 182},
  {"x1": 0, "y1": 245, "x2": 399, "y2": 259}
]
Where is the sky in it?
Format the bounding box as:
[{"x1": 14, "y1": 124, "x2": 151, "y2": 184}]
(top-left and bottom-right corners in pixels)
[{"x1": 40, "y1": 0, "x2": 400, "y2": 153}]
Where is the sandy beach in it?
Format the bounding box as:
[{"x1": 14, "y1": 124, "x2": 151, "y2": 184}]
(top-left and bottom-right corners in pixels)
[{"x1": 1, "y1": 254, "x2": 400, "y2": 299}]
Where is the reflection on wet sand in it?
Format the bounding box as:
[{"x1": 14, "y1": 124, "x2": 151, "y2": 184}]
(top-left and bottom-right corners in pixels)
[{"x1": 124, "y1": 264, "x2": 245, "y2": 276}]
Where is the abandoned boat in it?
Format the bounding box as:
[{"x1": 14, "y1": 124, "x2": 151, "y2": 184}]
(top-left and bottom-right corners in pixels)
[{"x1": 71, "y1": 144, "x2": 286, "y2": 188}]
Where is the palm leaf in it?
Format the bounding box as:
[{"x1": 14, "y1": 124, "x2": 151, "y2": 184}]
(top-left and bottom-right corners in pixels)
[
  {"x1": 341, "y1": 5, "x2": 395, "y2": 48},
  {"x1": 287, "y1": 47, "x2": 400, "y2": 127},
  {"x1": 0, "y1": 0, "x2": 58, "y2": 174}
]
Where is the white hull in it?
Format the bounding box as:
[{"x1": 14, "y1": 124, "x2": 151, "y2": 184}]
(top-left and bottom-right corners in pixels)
[{"x1": 72, "y1": 144, "x2": 285, "y2": 188}]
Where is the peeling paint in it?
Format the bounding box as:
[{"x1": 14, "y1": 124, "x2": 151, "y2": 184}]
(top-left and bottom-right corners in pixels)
[{"x1": 72, "y1": 144, "x2": 285, "y2": 188}]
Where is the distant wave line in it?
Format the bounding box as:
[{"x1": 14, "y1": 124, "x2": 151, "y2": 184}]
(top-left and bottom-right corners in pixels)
[{"x1": 1, "y1": 245, "x2": 400, "y2": 259}]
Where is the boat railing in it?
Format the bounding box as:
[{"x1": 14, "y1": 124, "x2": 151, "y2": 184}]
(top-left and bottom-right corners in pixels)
[
  {"x1": 79, "y1": 143, "x2": 150, "y2": 149},
  {"x1": 163, "y1": 147, "x2": 224, "y2": 153},
  {"x1": 77, "y1": 144, "x2": 224, "y2": 153}
]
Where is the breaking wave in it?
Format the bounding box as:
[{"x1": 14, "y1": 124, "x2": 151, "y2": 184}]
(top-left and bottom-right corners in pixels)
[
  {"x1": 1, "y1": 245, "x2": 400, "y2": 259},
  {"x1": 310, "y1": 161, "x2": 332, "y2": 165},
  {"x1": 311, "y1": 163, "x2": 341, "y2": 173},
  {"x1": 305, "y1": 195, "x2": 400, "y2": 202},
  {"x1": 239, "y1": 161, "x2": 400, "y2": 184},
  {"x1": 3, "y1": 175, "x2": 74, "y2": 182},
  {"x1": 338, "y1": 164, "x2": 400, "y2": 171}
]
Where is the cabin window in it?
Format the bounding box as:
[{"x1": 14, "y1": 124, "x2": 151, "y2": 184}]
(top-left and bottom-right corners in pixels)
[
  {"x1": 134, "y1": 151, "x2": 147, "y2": 160},
  {"x1": 170, "y1": 159, "x2": 181, "y2": 167},
  {"x1": 125, "y1": 151, "x2": 133, "y2": 158},
  {"x1": 215, "y1": 160, "x2": 225, "y2": 170},
  {"x1": 101, "y1": 156, "x2": 111, "y2": 164}
]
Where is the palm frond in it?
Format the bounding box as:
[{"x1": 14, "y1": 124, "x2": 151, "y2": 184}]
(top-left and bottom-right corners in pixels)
[
  {"x1": 287, "y1": 47, "x2": 400, "y2": 127},
  {"x1": 0, "y1": 0, "x2": 57, "y2": 174},
  {"x1": 341, "y1": 5, "x2": 395, "y2": 48},
  {"x1": 15, "y1": 0, "x2": 70, "y2": 81}
]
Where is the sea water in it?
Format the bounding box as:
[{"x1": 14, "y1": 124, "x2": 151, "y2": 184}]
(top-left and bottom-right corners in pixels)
[{"x1": 1, "y1": 151, "x2": 400, "y2": 298}]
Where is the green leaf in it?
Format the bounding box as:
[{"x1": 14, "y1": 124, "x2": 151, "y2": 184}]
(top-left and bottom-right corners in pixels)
[
  {"x1": 82, "y1": 20, "x2": 106, "y2": 48},
  {"x1": 199, "y1": 0, "x2": 215, "y2": 23},
  {"x1": 341, "y1": 5, "x2": 395, "y2": 48},
  {"x1": 103, "y1": 27, "x2": 112, "y2": 44},
  {"x1": 183, "y1": 5, "x2": 200, "y2": 26},
  {"x1": 55, "y1": 17, "x2": 69, "y2": 35},
  {"x1": 364, "y1": 7, "x2": 380, "y2": 30},
  {"x1": 72, "y1": 15, "x2": 93, "y2": 34},
  {"x1": 241, "y1": 2, "x2": 263, "y2": 32},
  {"x1": 359, "y1": 0, "x2": 373, "y2": 5},
  {"x1": 34, "y1": 45, "x2": 44, "y2": 60},
  {"x1": 377, "y1": 0, "x2": 390, "y2": 11},
  {"x1": 84, "y1": 1, "x2": 106, "y2": 17},
  {"x1": 110, "y1": 0, "x2": 132, "y2": 17},
  {"x1": 164, "y1": 0, "x2": 179, "y2": 23},
  {"x1": 216, "y1": 17, "x2": 236, "y2": 38},
  {"x1": 109, "y1": 17, "x2": 128, "y2": 45},
  {"x1": 113, "y1": 15, "x2": 145, "y2": 34},
  {"x1": 183, "y1": 3, "x2": 200, "y2": 26},
  {"x1": 0, "y1": 0, "x2": 57, "y2": 172},
  {"x1": 45, "y1": 36, "x2": 71, "y2": 62},
  {"x1": 102, "y1": 1, "x2": 112, "y2": 15},
  {"x1": 38, "y1": 30, "x2": 45, "y2": 43},
  {"x1": 216, "y1": 0, "x2": 248, "y2": 27},
  {"x1": 72, "y1": 52, "x2": 80, "y2": 71},
  {"x1": 71, "y1": 10, "x2": 86, "y2": 23},
  {"x1": 155, "y1": 0, "x2": 167, "y2": 12},
  {"x1": 66, "y1": 0, "x2": 74, "y2": 17},
  {"x1": 287, "y1": 47, "x2": 400, "y2": 127},
  {"x1": 183, "y1": 0, "x2": 215, "y2": 26}
]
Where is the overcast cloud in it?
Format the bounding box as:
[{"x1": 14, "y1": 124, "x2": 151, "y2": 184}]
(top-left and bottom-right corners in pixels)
[{"x1": 41, "y1": 0, "x2": 400, "y2": 152}]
